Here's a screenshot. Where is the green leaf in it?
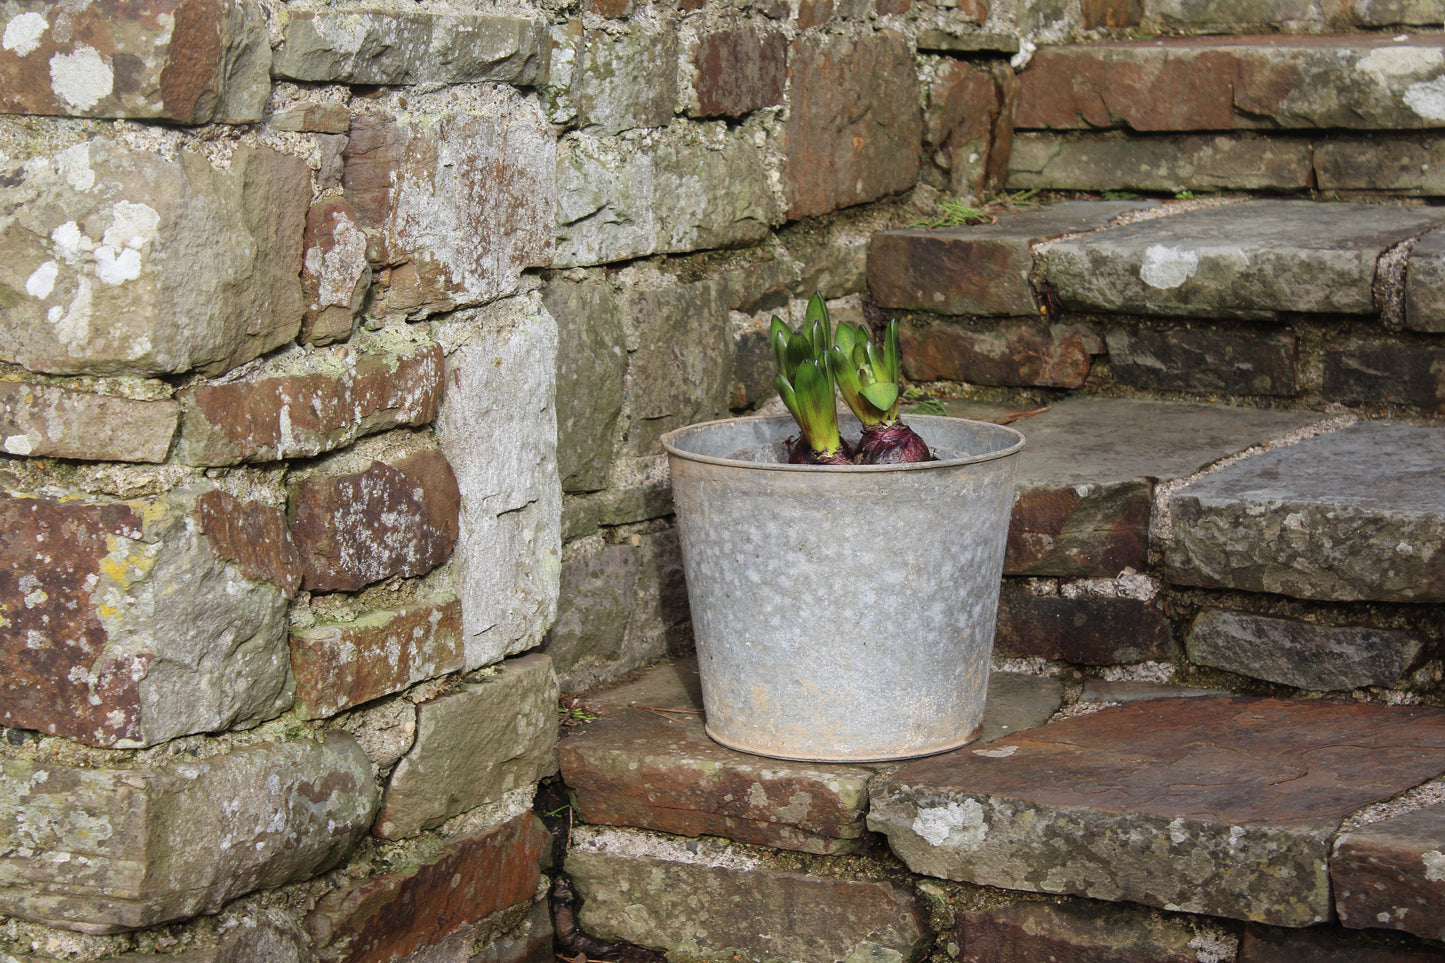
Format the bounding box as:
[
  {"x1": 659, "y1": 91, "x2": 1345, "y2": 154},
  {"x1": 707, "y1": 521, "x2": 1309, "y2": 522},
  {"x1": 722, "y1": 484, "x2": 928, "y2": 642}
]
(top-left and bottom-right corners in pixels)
[
  {"x1": 859, "y1": 381, "x2": 899, "y2": 412},
  {"x1": 833, "y1": 321, "x2": 858, "y2": 355},
  {"x1": 770, "y1": 322, "x2": 792, "y2": 378}
]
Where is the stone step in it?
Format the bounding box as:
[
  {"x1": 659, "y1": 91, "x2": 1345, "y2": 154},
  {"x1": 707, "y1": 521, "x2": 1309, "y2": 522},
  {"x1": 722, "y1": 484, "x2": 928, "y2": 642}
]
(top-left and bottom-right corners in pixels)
[{"x1": 557, "y1": 660, "x2": 1445, "y2": 959}]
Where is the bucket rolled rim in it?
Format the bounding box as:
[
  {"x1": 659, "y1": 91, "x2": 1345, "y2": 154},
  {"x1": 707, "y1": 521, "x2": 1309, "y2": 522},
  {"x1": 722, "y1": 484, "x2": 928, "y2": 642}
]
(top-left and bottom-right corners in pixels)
[{"x1": 661, "y1": 413, "x2": 1025, "y2": 473}]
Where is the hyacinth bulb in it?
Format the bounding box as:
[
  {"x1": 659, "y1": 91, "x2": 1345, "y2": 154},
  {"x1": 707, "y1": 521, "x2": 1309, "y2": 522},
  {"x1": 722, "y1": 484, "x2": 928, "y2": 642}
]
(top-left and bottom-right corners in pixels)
[
  {"x1": 771, "y1": 294, "x2": 846, "y2": 465},
  {"x1": 830, "y1": 318, "x2": 933, "y2": 465}
]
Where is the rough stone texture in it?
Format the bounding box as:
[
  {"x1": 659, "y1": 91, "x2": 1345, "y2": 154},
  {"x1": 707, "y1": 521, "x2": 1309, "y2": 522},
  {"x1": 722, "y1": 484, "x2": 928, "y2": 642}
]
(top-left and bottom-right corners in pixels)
[
  {"x1": 1323, "y1": 339, "x2": 1444, "y2": 412},
  {"x1": 981, "y1": 397, "x2": 1322, "y2": 578},
  {"x1": 995, "y1": 585, "x2": 1176, "y2": 665},
  {"x1": 785, "y1": 29, "x2": 921, "y2": 220},
  {"x1": 0, "y1": 488, "x2": 293, "y2": 747},
  {"x1": 0, "y1": 0, "x2": 269, "y2": 122},
  {"x1": 291, "y1": 596, "x2": 465, "y2": 719},
  {"x1": 572, "y1": 19, "x2": 677, "y2": 134},
  {"x1": 1406, "y1": 228, "x2": 1445, "y2": 333},
  {"x1": 924, "y1": 59, "x2": 1015, "y2": 198},
  {"x1": 540, "y1": 274, "x2": 625, "y2": 493},
  {"x1": 1008, "y1": 131, "x2": 1314, "y2": 193},
  {"x1": 1148, "y1": 0, "x2": 1343, "y2": 31},
  {"x1": 554, "y1": 121, "x2": 779, "y2": 267},
  {"x1": 567, "y1": 828, "x2": 932, "y2": 963},
  {"x1": 1186, "y1": 608, "x2": 1424, "y2": 691},
  {"x1": 868, "y1": 201, "x2": 1155, "y2": 317},
  {"x1": 0, "y1": 139, "x2": 308, "y2": 377},
  {"x1": 1015, "y1": 36, "x2": 1445, "y2": 132},
  {"x1": 1353, "y1": 0, "x2": 1445, "y2": 26},
  {"x1": 1334, "y1": 804, "x2": 1445, "y2": 942},
  {"x1": 274, "y1": 10, "x2": 546, "y2": 86},
  {"x1": 1106, "y1": 324, "x2": 1297, "y2": 396},
  {"x1": 402, "y1": 900, "x2": 554, "y2": 963},
  {"x1": 290, "y1": 448, "x2": 460, "y2": 593},
  {"x1": 434, "y1": 295, "x2": 561, "y2": 671},
  {"x1": 869, "y1": 696, "x2": 1445, "y2": 927},
  {"x1": 958, "y1": 899, "x2": 1208, "y2": 963},
  {"x1": 1316, "y1": 135, "x2": 1445, "y2": 195},
  {"x1": 1044, "y1": 201, "x2": 1445, "y2": 320},
  {"x1": 373, "y1": 654, "x2": 558, "y2": 839},
  {"x1": 1238, "y1": 923, "x2": 1445, "y2": 962},
  {"x1": 343, "y1": 91, "x2": 554, "y2": 319},
  {"x1": 901, "y1": 319, "x2": 1095, "y2": 389},
  {"x1": 1165, "y1": 421, "x2": 1445, "y2": 602},
  {"x1": 558, "y1": 658, "x2": 1062, "y2": 855},
  {"x1": 0, "y1": 734, "x2": 376, "y2": 934},
  {"x1": 308, "y1": 813, "x2": 549, "y2": 963},
  {"x1": 620, "y1": 268, "x2": 733, "y2": 455},
  {"x1": 176, "y1": 327, "x2": 444, "y2": 466},
  {"x1": 561, "y1": 455, "x2": 675, "y2": 541},
  {"x1": 544, "y1": 530, "x2": 689, "y2": 694},
  {"x1": 689, "y1": 22, "x2": 787, "y2": 118},
  {"x1": 300, "y1": 198, "x2": 370, "y2": 345},
  {"x1": 195, "y1": 489, "x2": 303, "y2": 598},
  {"x1": 0, "y1": 382, "x2": 177, "y2": 462}
]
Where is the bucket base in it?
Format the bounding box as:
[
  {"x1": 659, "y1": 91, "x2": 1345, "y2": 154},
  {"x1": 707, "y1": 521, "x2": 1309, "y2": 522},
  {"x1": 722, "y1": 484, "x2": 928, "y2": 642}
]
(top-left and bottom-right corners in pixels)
[{"x1": 703, "y1": 721, "x2": 984, "y2": 764}]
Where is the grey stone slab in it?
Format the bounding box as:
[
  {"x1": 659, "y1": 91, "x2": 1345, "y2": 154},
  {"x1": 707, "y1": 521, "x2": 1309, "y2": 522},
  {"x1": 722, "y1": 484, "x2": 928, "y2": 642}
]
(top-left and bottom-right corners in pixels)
[
  {"x1": 1044, "y1": 201, "x2": 1445, "y2": 319},
  {"x1": 1008, "y1": 131, "x2": 1313, "y2": 193},
  {"x1": 1186, "y1": 608, "x2": 1425, "y2": 691},
  {"x1": 1165, "y1": 421, "x2": 1445, "y2": 602},
  {"x1": 1406, "y1": 227, "x2": 1445, "y2": 333},
  {"x1": 868, "y1": 696, "x2": 1445, "y2": 927}
]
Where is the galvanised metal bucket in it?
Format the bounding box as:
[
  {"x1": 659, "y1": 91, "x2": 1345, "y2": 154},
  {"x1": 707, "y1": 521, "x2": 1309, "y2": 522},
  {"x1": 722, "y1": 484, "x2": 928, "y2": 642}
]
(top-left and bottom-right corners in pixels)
[{"x1": 661, "y1": 414, "x2": 1024, "y2": 763}]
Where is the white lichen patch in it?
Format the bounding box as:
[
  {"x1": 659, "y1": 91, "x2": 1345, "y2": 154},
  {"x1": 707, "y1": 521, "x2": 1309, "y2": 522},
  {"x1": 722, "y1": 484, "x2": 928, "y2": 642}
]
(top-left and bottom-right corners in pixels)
[
  {"x1": 911, "y1": 798, "x2": 987, "y2": 848},
  {"x1": 570, "y1": 825, "x2": 762, "y2": 871},
  {"x1": 1139, "y1": 244, "x2": 1199, "y2": 290},
  {"x1": 3, "y1": 10, "x2": 49, "y2": 56},
  {"x1": 1404, "y1": 77, "x2": 1445, "y2": 122},
  {"x1": 49, "y1": 45, "x2": 113, "y2": 111},
  {"x1": 24, "y1": 260, "x2": 57, "y2": 299},
  {"x1": 1098, "y1": 661, "x2": 1176, "y2": 684},
  {"x1": 1421, "y1": 849, "x2": 1445, "y2": 882},
  {"x1": 1060, "y1": 570, "x2": 1158, "y2": 602}
]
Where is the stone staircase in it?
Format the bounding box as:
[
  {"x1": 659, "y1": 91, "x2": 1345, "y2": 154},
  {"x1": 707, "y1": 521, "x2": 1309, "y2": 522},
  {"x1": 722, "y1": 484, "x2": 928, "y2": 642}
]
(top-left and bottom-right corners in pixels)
[{"x1": 549, "y1": 22, "x2": 1445, "y2": 963}]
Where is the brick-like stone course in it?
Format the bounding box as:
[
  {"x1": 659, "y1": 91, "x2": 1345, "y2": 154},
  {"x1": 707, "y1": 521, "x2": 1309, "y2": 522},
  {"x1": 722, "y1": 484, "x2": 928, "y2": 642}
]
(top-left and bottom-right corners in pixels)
[
  {"x1": 542, "y1": 274, "x2": 626, "y2": 493},
  {"x1": 995, "y1": 586, "x2": 1176, "y2": 665},
  {"x1": 924, "y1": 59, "x2": 1015, "y2": 198},
  {"x1": 572, "y1": 20, "x2": 678, "y2": 134},
  {"x1": 1407, "y1": 228, "x2": 1445, "y2": 333},
  {"x1": 1323, "y1": 339, "x2": 1445, "y2": 413},
  {"x1": 0, "y1": 733, "x2": 376, "y2": 934},
  {"x1": 300, "y1": 198, "x2": 370, "y2": 346},
  {"x1": 1105, "y1": 324, "x2": 1298, "y2": 397},
  {"x1": 374, "y1": 654, "x2": 559, "y2": 839},
  {"x1": 689, "y1": 23, "x2": 787, "y2": 118},
  {"x1": 1334, "y1": 804, "x2": 1445, "y2": 942},
  {"x1": 1008, "y1": 131, "x2": 1314, "y2": 193},
  {"x1": 176, "y1": 328, "x2": 444, "y2": 466},
  {"x1": 958, "y1": 899, "x2": 1211, "y2": 963},
  {"x1": 0, "y1": 0, "x2": 270, "y2": 122},
  {"x1": 0, "y1": 382, "x2": 178, "y2": 462},
  {"x1": 901, "y1": 319, "x2": 1096, "y2": 389}
]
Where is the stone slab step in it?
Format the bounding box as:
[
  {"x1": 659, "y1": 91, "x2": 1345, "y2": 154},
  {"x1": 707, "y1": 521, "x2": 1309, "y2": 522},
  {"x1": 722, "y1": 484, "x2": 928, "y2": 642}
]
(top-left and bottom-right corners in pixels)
[
  {"x1": 1334, "y1": 803, "x2": 1445, "y2": 942},
  {"x1": 867, "y1": 695, "x2": 1445, "y2": 928},
  {"x1": 1164, "y1": 420, "x2": 1445, "y2": 602},
  {"x1": 556, "y1": 657, "x2": 1064, "y2": 855}
]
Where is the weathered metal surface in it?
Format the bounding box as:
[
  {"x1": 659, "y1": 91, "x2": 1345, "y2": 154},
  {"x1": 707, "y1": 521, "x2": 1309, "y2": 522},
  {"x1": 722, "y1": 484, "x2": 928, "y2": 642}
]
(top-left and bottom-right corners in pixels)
[{"x1": 662, "y1": 414, "x2": 1023, "y2": 762}]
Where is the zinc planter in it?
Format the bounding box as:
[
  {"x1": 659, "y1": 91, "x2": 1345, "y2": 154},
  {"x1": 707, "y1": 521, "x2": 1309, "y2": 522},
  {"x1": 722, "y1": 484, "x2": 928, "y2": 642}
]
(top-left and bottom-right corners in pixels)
[{"x1": 661, "y1": 414, "x2": 1024, "y2": 763}]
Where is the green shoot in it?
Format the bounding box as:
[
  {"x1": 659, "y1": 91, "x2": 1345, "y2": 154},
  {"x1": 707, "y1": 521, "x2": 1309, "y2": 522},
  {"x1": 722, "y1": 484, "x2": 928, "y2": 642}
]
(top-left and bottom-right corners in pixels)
[
  {"x1": 771, "y1": 294, "x2": 844, "y2": 462},
  {"x1": 830, "y1": 320, "x2": 903, "y2": 428}
]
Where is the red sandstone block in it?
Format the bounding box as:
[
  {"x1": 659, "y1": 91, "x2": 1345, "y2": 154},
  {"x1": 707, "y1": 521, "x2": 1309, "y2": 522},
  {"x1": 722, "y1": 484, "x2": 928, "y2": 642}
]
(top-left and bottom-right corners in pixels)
[
  {"x1": 901, "y1": 318, "x2": 1095, "y2": 388},
  {"x1": 691, "y1": 23, "x2": 787, "y2": 118},
  {"x1": 995, "y1": 585, "x2": 1176, "y2": 665},
  {"x1": 1334, "y1": 804, "x2": 1445, "y2": 943}
]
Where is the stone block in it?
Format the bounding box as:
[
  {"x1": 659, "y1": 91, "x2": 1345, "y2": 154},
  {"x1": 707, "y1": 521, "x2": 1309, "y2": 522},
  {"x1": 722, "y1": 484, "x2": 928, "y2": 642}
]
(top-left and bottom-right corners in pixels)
[
  {"x1": 869, "y1": 696, "x2": 1445, "y2": 927},
  {"x1": 1406, "y1": 228, "x2": 1445, "y2": 333},
  {"x1": 1148, "y1": 0, "x2": 1340, "y2": 31},
  {"x1": 0, "y1": 734, "x2": 376, "y2": 934},
  {"x1": 300, "y1": 198, "x2": 370, "y2": 345},
  {"x1": 1044, "y1": 201, "x2": 1445, "y2": 320},
  {"x1": 0, "y1": 488, "x2": 292, "y2": 747},
  {"x1": 1106, "y1": 324, "x2": 1298, "y2": 396},
  {"x1": 958, "y1": 899, "x2": 1210, "y2": 963},
  {"x1": 308, "y1": 813, "x2": 548, "y2": 963},
  {"x1": 1316, "y1": 135, "x2": 1445, "y2": 195},
  {"x1": 1008, "y1": 480, "x2": 1154, "y2": 577},
  {"x1": 1238, "y1": 922, "x2": 1445, "y2": 962},
  {"x1": 290, "y1": 448, "x2": 460, "y2": 593},
  {"x1": 1324, "y1": 339, "x2": 1445, "y2": 412},
  {"x1": 560, "y1": 456, "x2": 675, "y2": 541},
  {"x1": 374, "y1": 654, "x2": 558, "y2": 839},
  {"x1": 868, "y1": 201, "x2": 1155, "y2": 316},
  {"x1": 0, "y1": 140, "x2": 307, "y2": 377},
  {"x1": 0, "y1": 382, "x2": 177, "y2": 462},
  {"x1": 567, "y1": 827, "x2": 932, "y2": 962},
  {"x1": 995, "y1": 585, "x2": 1177, "y2": 665},
  {"x1": 433, "y1": 295, "x2": 562, "y2": 670},
  {"x1": 1334, "y1": 804, "x2": 1445, "y2": 942},
  {"x1": 176, "y1": 328, "x2": 444, "y2": 466},
  {"x1": 925, "y1": 59, "x2": 1014, "y2": 198},
  {"x1": 544, "y1": 530, "x2": 689, "y2": 694},
  {"x1": 1008, "y1": 131, "x2": 1314, "y2": 193},
  {"x1": 1082, "y1": 0, "x2": 1143, "y2": 28},
  {"x1": 620, "y1": 267, "x2": 733, "y2": 455},
  {"x1": 195, "y1": 489, "x2": 303, "y2": 598},
  {"x1": 902, "y1": 318, "x2": 1095, "y2": 389},
  {"x1": 1165, "y1": 422, "x2": 1445, "y2": 602},
  {"x1": 1016, "y1": 36, "x2": 1445, "y2": 132},
  {"x1": 343, "y1": 90, "x2": 554, "y2": 319},
  {"x1": 1352, "y1": 0, "x2": 1445, "y2": 26},
  {"x1": 291, "y1": 597, "x2": 466, "y2": 719},
  {"x1": 540, "y1": 275, "x2": 626, "y2": 493},
  {"x1": 572, "y1": 19, "x2": 677, "y2": 134},
  {"x1": 554, "y1": 121, "x2": 779, "y2": 267},
  {"x1": 274, "y1": 10, "x2": 546, "y2": 86},
  {"x1": 784, "y1": 29, "x2": 921, "y2": 220},
  {"x1": 1186, "y1": 608, "x2": 1424, "y2": 691},
  {"x1": 0, "y1": 0, "x2": 268, "y2": 122},
  {"x1": 688, "y1": 22, "x2": 787, "y2": 118}
]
